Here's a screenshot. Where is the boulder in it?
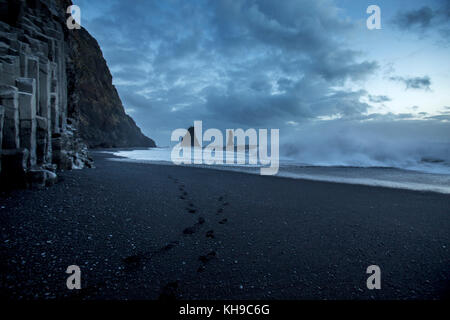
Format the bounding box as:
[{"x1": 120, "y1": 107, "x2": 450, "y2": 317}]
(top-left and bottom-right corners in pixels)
[
  {"x1": 27, "y1": 168, "x2": 57, "y2": 189},
  {"x1": 52, "y1": 149, "x2": 72, "y2": 170}
]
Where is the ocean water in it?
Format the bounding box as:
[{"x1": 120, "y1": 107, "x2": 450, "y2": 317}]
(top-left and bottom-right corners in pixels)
[{"x1": 105, "y1": 147, "x2": 450, "y2": 194}]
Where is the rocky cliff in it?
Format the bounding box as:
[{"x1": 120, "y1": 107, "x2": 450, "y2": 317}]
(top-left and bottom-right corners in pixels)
[
  {"x1": 66, "y1": 17, "x2": 155, "y2": 148},
  {"x1": 0, "y1": 0, "x2": 155, "y2": 188}
]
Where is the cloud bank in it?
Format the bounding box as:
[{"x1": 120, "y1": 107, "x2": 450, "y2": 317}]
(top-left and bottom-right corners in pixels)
[
  {"x1": 80, "y1": 0, "x2": 383, "y2": 143},
  {"x1": 75, "y1": 0, "x2": 450, "y2": 170}
]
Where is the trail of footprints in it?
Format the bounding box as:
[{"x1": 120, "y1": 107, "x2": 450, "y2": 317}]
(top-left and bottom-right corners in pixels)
[
  {"x1": 76, "y1": 174, "x2": 233, "y2": 300},
  {"x1": 173, "y1": 175, "x2": 230, "y2": 270},
  {"x1": 154, "y1": 175, "x2": 232, "y2": 299}
]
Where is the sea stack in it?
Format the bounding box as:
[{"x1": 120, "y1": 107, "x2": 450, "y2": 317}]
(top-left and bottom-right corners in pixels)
[{"x1": 181, "y1": 126, "x2": 201, "y2": 147}]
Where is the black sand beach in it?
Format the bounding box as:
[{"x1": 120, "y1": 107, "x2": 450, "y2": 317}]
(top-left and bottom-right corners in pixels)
[{"x1": 0, "y1": 151, "x2": 449, "y2": 300}]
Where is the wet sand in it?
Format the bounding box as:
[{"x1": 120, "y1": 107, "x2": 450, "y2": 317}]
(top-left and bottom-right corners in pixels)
[{"x1": 0, "y1": 151, "x2": 449, "y2": 300}]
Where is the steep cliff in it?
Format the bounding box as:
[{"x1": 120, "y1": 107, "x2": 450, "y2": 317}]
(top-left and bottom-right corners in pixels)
[
  {"x1": 66, "y1": 22, "x2": 155, "y2": 148},
  {"x1": 0, "y1": 0, "x2": 155, "y2": 188}
]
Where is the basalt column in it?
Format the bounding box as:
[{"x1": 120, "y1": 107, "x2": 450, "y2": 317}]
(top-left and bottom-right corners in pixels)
[
  {"x1": 38, "y1": 58, "x2": 52, "y2": 163},
  {"x1": 0, "y1": 0, "x2": 160, "y2": 189},
  {"x1": 0, "y1": 85, "x2": 20, "y2": 149},
  {"x1": 0, "y1": 104, "x2": 4, "y2": 173},
  {"x1": 16, "y1": 77, "x2": 37, "y2": 167}
]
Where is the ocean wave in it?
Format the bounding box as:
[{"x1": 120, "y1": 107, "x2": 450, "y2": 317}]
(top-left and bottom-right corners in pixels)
[{"x1": 105, "y1": 148, "x2": 450, "y2": 194}]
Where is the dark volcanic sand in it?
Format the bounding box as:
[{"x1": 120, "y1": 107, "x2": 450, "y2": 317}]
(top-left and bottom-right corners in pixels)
[{"x1": 0, "y1": 151, "x2": 449, "y2": 300}]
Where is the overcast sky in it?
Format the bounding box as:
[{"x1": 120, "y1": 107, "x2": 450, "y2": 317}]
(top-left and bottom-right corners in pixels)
[{"x1": 73, "y1": 0, "x2": 450, "y2": 148}]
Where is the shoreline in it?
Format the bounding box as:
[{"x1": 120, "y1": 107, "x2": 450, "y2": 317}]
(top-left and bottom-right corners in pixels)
[
  {"x1": 1, "y1": 151, "x2": 449, "y2": 300},
  {"x1": 103, "y1": 150, "x2": 450, "y2": 195}
]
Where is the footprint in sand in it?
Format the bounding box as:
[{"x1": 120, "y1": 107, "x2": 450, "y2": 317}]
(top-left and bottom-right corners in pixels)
[
  {"x1": 122, "y1": 253, "x2": 145, "y2": 270},
  {"x1": 182, "y1": 217, "x2": 205, "y2": 235},
  {"x1": 183, "y1": 226, "x2": 196, "y2": 235},
  {"x1": 187, "y1": 202, "x2": 196, "y2": 212},
  {"x1": 216, "y1": 196, "x2": 230, "y2": 228},
  {"x1": 206, "y1": 230, "x2": 215, "y2": 238},
  {"x1": 216, "y1": 195, "x2": 228, "y2": 213},
  {"x1": 156, "y1": 240, "x2": 179, "y2": 254},
  {"x1": 199, "y1": 251, "x2": 216, "y2": 263},
  {"x1": 197, "y1": 251, "x2": 217, "y2": 272}
]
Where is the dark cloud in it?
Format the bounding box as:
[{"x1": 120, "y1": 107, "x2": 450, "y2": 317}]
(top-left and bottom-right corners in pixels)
[
  {"x1": 74, "y1": 0, "x2": 449, "y2": 145},
  {"x1": 393, "y1": 1, "x2": 450, "y2": 40},
  {"x1": 395, "y1": 6, "x2": 435, "y2": 30},
  {"x1": 76, "y1": 0, "x2": 384, "y2": 144},
  {"x1": 389, "y1": 76, "x2": 431, "y2": 91}
]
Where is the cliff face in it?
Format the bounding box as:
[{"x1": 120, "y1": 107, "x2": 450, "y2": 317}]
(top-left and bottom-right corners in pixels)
[
  {"x1": 0, "y1": 0, "x2": 154, "y2": 188},
  {"x1": 67, "y1": 24, "x2": 155, "y2": 148}
]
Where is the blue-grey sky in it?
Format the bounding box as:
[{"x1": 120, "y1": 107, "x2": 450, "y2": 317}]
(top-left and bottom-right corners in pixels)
[{"x1": 73, "y1": 0, "x2": 450, "y2": 148}]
